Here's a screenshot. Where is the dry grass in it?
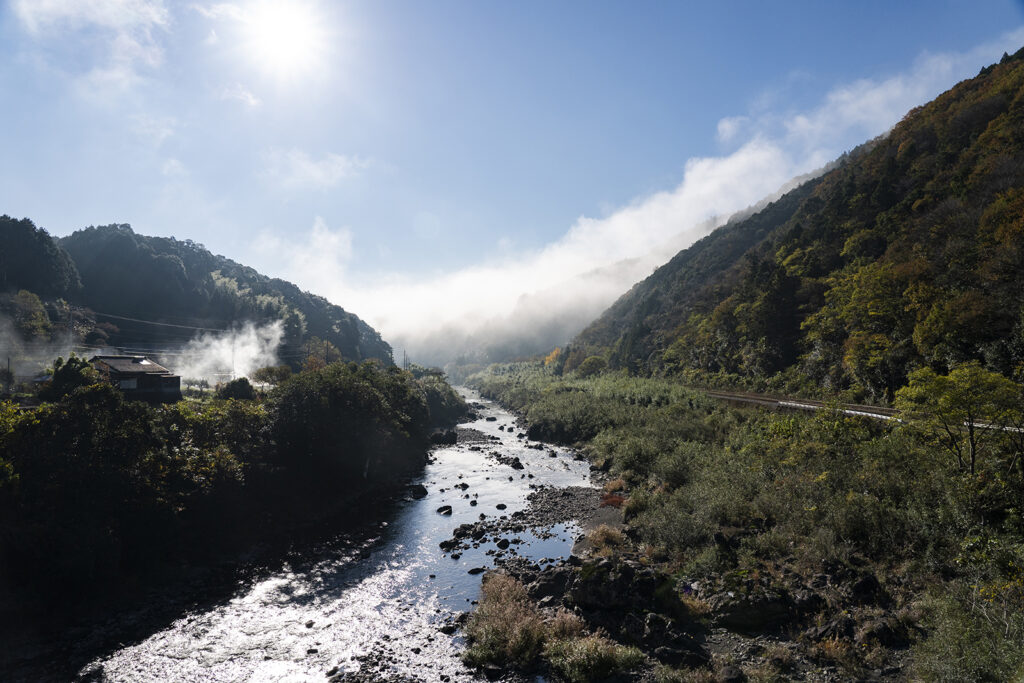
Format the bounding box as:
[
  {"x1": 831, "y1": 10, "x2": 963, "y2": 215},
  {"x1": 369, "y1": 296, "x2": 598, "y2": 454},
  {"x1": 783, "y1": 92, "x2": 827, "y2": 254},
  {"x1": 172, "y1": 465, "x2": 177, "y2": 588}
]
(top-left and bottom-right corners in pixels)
[
  {"x1": 603, "y1": 477, "x2": 627, "y2": 493},
  {"x1": 463, "y1": 573, "x2": 548, "y2": 667},
  {"x1": 587, "y1": 524, "x2": 628, "y2": 557},
  {"x1": 810, "y1": 634, "x2": 852, "y2": 665},
  {"x1": 600, "y1": 492, "x2": 626, "y2": 508},
  {"x1": 544, "y1": 635, "x2": 645, "y2": 683},
  {"x1": 547, "y1": 608, "x2": 586, "y2": 640},
  {"x1": 653, "y1": 664, "x2": 715, "y2": 682},
  {"x1": 679, "y1": 592, "x2": 712, "y2": 618}
]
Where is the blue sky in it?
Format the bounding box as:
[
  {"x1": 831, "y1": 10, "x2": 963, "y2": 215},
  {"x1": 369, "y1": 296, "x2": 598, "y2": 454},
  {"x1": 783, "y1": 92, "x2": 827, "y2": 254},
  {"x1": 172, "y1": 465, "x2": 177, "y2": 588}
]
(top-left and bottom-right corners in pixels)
[{"x1": 3, "y1": 1, "x2": 1024, "y2": 352}]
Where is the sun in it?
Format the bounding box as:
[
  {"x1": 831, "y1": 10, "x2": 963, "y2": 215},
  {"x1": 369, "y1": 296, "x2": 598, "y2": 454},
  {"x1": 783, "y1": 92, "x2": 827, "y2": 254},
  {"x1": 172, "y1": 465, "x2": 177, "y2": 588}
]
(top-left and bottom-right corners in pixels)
[{"x1": 242, "y1": 1, "x2": 327, "y2": 80}]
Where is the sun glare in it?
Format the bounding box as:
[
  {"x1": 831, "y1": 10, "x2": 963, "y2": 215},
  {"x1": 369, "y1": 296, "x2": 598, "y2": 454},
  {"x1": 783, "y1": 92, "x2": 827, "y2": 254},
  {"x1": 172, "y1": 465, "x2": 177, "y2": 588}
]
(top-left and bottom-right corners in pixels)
[{"x1": 243, "y1": 1, "x2": 327, "y2": 80}]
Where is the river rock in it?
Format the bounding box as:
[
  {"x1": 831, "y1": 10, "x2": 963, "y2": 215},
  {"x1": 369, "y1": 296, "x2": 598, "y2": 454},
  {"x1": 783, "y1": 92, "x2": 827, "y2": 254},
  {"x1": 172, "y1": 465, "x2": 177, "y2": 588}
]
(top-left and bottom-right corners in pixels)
[
  {"x1": 707, "y1": 590, "x2": 793, "y2": 634},
  {"x1": 436, "y1": 505, "x2": 453, "y2": 515},
  {"x1": 408, "y1": 484, "x2": 428, "y2": 498}
]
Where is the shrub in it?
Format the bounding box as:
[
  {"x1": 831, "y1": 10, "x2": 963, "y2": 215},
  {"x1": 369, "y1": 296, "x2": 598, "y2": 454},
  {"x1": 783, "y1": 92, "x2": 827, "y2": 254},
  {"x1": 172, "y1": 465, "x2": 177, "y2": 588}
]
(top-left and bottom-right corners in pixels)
[
  {"x1": 249, "y1": 365, "x2": 292, "y2": 386},
  {"x1": 587, "y1": 524, "x2": 628, "y2": 557},
  {"x1": 913, "y1": 584, "x2": 1024, "y2": 682},
  {"x1": 217, "y1": 377, "x2": 256, "y2": 400},
  {"x1": 463, "y1": 573, "x2": 548, "y2": 668},
  {"x1": 575, "y1": 356, "x2": 607, "y2": 378},
  {"x1": 544, "y1": 635, "x2": 645, "y2": 682}
]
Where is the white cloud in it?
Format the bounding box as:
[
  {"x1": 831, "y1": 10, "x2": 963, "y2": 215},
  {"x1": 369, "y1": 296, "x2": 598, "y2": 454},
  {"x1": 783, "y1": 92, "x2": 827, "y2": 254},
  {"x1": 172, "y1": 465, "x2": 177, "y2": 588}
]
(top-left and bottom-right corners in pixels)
[
  {"x1": 261, "y1": 148, "x2": 369, "y2": 191},
  {"x1": 191, "y1": 3, "x2": 244, "y2": 21},
  {"x1": 13, "y1": 0, "x2": 170, "y2": 98},
  {"x1": 13, "y1": 0, "x2": 169, "y2": 33},
  {"x1": 256, "y1": 31, "x2": 1024, "y2": 365},
  {"x1": 131, "y1": 114, "x2": 176, "y2": 146},
  {"x1": 716, "y1": 116, "x2": 748, "y2": 143},
  {"x1": 219, "y1": 83, "x2": 261, "y2": 107},
  {"x1": 161, "y1": 158, "x2": 187, "y2": 177},
  {"x1": 254, "y1": 217, "x2": 354, "y2": 296}
]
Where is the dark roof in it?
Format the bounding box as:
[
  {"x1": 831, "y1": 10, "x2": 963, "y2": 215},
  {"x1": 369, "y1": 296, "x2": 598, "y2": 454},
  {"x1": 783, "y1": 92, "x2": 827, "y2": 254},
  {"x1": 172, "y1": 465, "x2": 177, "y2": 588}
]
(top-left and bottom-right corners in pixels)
[{"x1": 90, "y1": 355, "x2": 173, "y2": 375}]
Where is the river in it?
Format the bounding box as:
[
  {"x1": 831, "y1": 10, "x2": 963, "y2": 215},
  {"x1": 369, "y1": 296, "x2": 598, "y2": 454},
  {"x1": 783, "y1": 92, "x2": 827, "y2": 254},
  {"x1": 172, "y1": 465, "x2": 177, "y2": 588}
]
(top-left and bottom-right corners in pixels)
[{"x1": 69, "y1": 389, "x2": 592, "y2": 682}]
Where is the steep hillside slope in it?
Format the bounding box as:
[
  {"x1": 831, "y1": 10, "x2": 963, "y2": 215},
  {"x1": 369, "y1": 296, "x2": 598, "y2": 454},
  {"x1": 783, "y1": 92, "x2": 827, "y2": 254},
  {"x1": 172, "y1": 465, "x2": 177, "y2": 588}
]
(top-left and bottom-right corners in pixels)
[{"x1": 573, "y1": 48, "x2": 1024, "y2": 401}]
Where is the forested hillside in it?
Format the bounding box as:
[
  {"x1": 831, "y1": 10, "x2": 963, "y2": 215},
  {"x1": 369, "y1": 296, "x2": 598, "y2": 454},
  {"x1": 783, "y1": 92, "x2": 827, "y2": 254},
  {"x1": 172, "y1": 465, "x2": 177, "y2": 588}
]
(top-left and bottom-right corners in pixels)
[
  {"x1": 0, "y1": 219, "x2": 392, "y2": 367},
  {"x1": 572, "y1": 48, "x2": 1024, "y2": 402}
]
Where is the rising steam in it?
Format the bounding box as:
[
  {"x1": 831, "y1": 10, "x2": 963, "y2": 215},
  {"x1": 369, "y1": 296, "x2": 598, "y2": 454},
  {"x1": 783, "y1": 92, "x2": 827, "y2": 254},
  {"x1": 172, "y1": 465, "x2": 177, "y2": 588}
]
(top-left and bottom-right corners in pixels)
[{"x1": 165, "y1": 321, "x2": 284, "y2": 384}]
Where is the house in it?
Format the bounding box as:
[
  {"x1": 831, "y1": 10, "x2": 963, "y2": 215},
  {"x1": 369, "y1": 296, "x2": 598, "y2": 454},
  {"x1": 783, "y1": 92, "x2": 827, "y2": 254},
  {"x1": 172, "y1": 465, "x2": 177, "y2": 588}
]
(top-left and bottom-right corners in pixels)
[{"x1": 89, "y1": 355, "x2": 182, "y2": 403}]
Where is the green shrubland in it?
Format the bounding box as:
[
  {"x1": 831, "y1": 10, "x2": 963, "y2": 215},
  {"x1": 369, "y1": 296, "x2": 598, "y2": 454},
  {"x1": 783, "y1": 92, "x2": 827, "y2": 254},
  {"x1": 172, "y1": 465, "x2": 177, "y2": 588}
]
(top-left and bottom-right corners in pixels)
[{"x1": 468, "y1": 361, "x2": 1024, "y2": 678}]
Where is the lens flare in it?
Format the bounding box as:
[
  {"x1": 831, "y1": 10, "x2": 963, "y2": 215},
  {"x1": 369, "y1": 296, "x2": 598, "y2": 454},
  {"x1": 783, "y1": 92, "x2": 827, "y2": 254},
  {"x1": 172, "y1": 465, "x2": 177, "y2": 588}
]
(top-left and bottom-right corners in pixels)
[{"x1": 242, "y1": 1, "x2": 327, "y2": 80}]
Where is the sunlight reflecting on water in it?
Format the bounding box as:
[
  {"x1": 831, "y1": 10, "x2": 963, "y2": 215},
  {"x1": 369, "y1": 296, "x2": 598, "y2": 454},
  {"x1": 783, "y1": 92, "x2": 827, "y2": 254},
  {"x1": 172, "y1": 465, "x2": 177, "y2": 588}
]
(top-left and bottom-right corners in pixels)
[{"x1": 85, "y1": 390, "x2": 592, "y2": 681}]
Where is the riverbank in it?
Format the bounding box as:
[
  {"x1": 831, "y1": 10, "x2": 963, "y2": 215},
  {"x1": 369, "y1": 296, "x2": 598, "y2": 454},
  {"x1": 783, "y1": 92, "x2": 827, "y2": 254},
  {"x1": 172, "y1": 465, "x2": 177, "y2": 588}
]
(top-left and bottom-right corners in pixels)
[{"x1": 461, "y1": 363, "x2": 1024, "y2": 682}]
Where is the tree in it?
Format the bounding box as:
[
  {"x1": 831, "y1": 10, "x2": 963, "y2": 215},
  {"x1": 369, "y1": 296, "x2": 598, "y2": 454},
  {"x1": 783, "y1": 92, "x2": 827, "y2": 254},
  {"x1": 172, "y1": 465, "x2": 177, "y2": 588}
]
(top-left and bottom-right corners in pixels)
[
  {"x1": 38, "y1": 355, "x2": 99, "y2": 402},
  {"x1": 8, "y1": 290, "x2": 52, "y2": 341},
  {"x1": 301, "y1": 336, "x2": 341, "y2": 371},
  {"x1": 250, "y1": 365, "x2": 292, "y2": 386},
  {"x1": 217, "y1": 377, "x2": 256, "y2": 400},
  {"x1": 0, "y1": 216, "x2": 81, "y2": 297},
  {"x1": 894, "y1": 362, "x2": 1021, "y2": 475}
]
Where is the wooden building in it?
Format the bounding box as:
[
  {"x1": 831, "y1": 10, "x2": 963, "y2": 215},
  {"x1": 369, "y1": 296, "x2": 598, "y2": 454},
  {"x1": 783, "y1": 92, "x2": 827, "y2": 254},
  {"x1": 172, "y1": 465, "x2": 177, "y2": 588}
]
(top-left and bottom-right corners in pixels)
[{"x1": 89, "y1": 355, "x2": 182, "y2": 403}]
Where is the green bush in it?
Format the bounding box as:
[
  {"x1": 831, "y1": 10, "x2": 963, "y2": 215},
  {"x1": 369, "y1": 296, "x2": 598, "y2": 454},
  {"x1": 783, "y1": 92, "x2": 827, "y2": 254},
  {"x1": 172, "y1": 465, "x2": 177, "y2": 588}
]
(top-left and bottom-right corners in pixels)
[
  {"x1": 217, "y1": 377, "x2": 256, "y2": 400},
  {"x1": 575, "y1": 356, "x2": 607, "y2": 378},
  {"x1": 466, "y1": 361, "x2": 1024, "y2": 675},
  {"x1": 544, "y1": 635, "x2": 645, "y2": 682},
  {"x1": 913, "y1": 584, "x2": 1024, "y2": 681}
]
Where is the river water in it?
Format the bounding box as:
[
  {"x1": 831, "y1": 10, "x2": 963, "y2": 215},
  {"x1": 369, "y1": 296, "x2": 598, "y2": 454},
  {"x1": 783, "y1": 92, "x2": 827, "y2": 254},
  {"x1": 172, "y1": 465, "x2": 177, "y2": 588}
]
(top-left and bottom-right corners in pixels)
[{"x1": 76, "y1": 389, "x2": 592, "y2": 682}]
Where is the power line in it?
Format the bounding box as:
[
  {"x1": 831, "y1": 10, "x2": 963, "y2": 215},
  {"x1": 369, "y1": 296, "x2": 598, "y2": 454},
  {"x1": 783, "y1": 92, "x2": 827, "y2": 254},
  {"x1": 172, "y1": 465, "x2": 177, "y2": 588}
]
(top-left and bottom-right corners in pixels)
[{"x1": 90, "y1": 311, "x2": 229, "y2": 332}]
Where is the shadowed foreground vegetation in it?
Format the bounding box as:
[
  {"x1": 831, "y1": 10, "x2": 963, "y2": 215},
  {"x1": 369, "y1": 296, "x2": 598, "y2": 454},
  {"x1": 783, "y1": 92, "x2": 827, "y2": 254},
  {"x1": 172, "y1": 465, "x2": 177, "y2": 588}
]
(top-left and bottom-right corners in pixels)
[
  {"x1": 0, "y1": 359, "x2": 466, "y2": 602},
  {"x1": 468, "y1": 362, "x2": 1024, "y2": 680}
]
